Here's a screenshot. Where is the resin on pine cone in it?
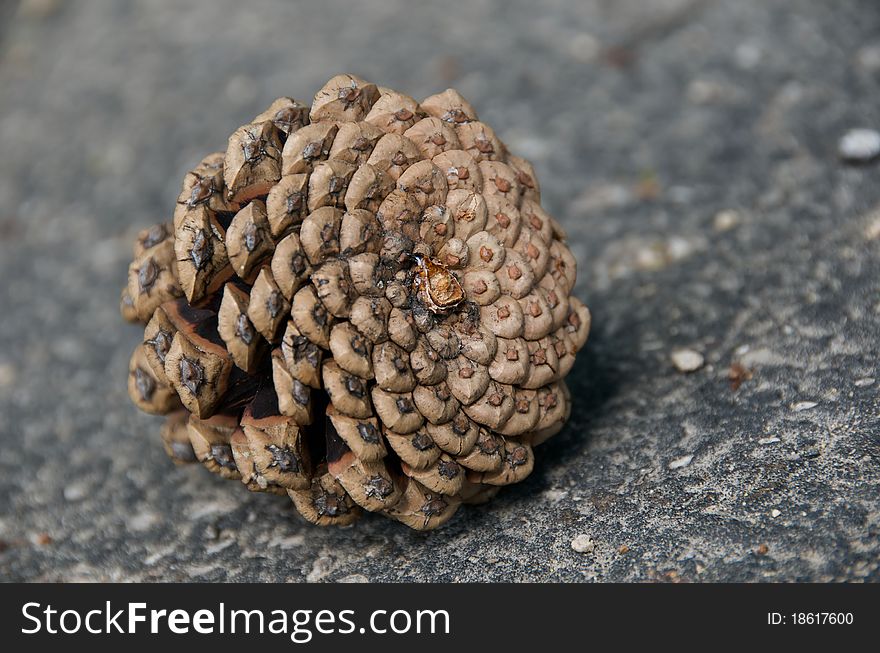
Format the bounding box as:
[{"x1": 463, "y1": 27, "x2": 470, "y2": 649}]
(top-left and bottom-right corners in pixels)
[{"x1": 122, "y1": 74, "x2": 590, "y2": 530}]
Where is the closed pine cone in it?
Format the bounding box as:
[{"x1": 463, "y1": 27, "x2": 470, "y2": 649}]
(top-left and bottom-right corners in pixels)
[{"x1": 122, "y1": 74, "x2": 590, "y2": 530}]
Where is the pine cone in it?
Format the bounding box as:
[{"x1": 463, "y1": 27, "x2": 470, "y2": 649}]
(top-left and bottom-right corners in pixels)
[{"x1": 122, "y1": 74, "x2": 590, "y2": 530}]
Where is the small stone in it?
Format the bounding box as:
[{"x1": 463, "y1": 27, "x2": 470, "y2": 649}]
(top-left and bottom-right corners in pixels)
[
  {"x1": 0, "y1": 363, "x2": 16, "y2": 388},
  {"x1": 758, "y1": 437, "x2": 780, "y2": 445},
  {"x1": 668, "y1": 454, "x2": 694, "y2": 470},
  {"x1": 865, "y1": 212, "x2": 880, "y2": 240},
  {"x1": 854, "y1": 377, "x2": 875, "y2": 388},
  {"x1": 567, "y1": 33, "x2": 600, "y2": 63},
  {"x1": 838, "y1": 128, "x2": 880, "y2": 163},
  {"x1": 618, "y1": 544, "x2": 630, "y2": 555},
  {"x1": 127, "y1": 511, "x2": 159, "y2": 532},
  {"x1": 734, "y1": 42, "x2": 762, "y2": 70},
  {"x1": 306, "y1": 554, "x2": 334, "y2": 582},
  {"x1": 770, "y1": 509, "x2": 781, "y2": 518},
  {"x1": 671, "y1": 348, "x2": 704, "y2": 373},
  {"x1": 791, "y1": 401, "x2": 817, "y2": 411},
  {"x1": 18, "y1": 0, "x2": 62, "y2": 19},
  {"x1": 338, "y1": 574, "x2": 370, "y2": 583},
  {"x1": 856, "y1": 44, "x2": 880, "y2": 73},
  {"x1": 713, "y1": 209, "x2": 740, "y2": 232},
  {"x1": 63, "y1": 483, "x2": 88, "y2": 502},
  {"x1": 571, "y1": 534, "x2": 595, "y2": 554},
  {"x1": 205, "y1": 538, "x2": 235, "y2": 555},
  {"x1": 687, "y1": 78, "x2": 726, "y2": 105}
]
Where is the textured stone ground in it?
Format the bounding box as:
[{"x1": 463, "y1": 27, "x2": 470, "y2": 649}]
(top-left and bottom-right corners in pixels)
[{"x1": 1, "y1": 0, "x2": 878, "y2": 582}]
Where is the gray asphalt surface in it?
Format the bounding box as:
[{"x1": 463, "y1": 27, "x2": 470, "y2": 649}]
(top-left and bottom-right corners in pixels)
[{"x1": 0, "y1": 0, "x2": 878, "y2": 582}]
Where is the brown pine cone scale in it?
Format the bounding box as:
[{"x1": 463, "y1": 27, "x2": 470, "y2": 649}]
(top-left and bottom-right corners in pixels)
[{"x1": 122, "y1": 74, "x2": 590, "y2": 530}]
